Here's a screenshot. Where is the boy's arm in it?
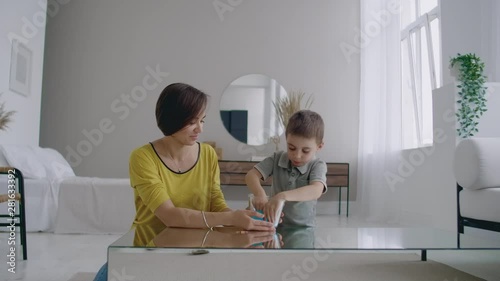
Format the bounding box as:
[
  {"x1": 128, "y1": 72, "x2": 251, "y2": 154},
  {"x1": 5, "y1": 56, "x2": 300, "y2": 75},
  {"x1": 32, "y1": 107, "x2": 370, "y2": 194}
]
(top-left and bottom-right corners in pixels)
[
  {"x1": 247, "y1": 154, "x2": 277, "y2": 210},
  {"x1": 274, "y1": 181, "x2": 324, "y2": 202},
  {"x1": 245, "y1": 168, "x2": 268, "y2": 197},
  {"x1": 275, "y1": 160, "x2": 327, "y2": 202},
  {"x1": 245, "y1": 168, "x2": 269, "y2": 211}
]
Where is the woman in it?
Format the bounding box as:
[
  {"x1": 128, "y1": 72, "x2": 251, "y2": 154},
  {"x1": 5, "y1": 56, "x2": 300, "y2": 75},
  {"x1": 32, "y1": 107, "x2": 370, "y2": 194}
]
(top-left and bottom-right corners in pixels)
[
  {"x1": 131, "y1": 82, "x2": 274, "y2": 230},
  {"x1": 93, "y1": 83, "x2": 274, "y2": 281}
]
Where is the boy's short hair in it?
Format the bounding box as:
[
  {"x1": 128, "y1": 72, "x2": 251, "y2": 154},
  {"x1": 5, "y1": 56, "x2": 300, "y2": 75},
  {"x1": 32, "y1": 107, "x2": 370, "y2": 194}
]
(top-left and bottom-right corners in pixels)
[
  {"x1": 155, "y1": 83, "x2": 208, "y2": 136},
  {"x1": 285, "y1": 110, "x2": 324, "y2": 144}
]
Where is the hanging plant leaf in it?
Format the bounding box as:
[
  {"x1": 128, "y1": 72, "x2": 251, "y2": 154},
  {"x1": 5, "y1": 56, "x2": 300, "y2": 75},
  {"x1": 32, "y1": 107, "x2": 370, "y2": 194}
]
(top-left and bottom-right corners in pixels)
[{"x1": 449, "y1": 53, "x2": 489, "y2": 138}]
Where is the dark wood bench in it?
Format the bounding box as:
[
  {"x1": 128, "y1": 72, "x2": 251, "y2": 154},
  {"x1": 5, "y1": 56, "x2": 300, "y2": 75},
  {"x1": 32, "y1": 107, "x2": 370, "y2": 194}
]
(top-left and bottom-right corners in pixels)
[{"x1": 218, "y1": 160, "x2": 350, "y2": 216}]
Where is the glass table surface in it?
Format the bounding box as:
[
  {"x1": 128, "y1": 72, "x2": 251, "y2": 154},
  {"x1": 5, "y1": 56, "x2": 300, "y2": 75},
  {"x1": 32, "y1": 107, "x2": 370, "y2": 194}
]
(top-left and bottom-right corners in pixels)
[
  {"x1": 109, "y1": 224, "x2": 500, "y2": 252},
  {"x1": 107, "y1": 225, "x2": 500, "y2": 280}
]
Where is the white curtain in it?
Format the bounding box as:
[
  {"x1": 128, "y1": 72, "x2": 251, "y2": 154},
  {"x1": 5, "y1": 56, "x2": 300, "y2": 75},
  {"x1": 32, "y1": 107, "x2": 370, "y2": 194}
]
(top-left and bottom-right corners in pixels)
[{"x1": 357, "y1": 0, "x2": 403, "y2": 223}]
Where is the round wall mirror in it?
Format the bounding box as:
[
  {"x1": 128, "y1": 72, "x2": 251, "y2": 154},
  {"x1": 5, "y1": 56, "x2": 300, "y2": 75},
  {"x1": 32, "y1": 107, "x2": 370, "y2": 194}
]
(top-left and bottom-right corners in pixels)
[{"x1": 220, "y1": 74, "x2": 287, "y2": 145}]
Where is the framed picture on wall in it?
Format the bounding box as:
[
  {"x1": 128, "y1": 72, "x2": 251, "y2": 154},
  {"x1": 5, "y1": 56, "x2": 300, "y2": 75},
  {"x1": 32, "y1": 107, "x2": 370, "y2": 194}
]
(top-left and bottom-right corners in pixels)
[{"x1": 9, "y1": 39, "x2": 32, "y2": 97}]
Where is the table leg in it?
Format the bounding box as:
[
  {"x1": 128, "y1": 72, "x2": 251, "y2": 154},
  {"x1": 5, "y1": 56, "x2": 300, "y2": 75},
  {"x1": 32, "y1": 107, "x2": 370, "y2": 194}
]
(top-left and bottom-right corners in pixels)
[
  {"x1": 338, "y1": 187, "x2": 341, "y2": 215},
  {"x1": 346, "y1": 187, "x2": 349, "y2": 217}
]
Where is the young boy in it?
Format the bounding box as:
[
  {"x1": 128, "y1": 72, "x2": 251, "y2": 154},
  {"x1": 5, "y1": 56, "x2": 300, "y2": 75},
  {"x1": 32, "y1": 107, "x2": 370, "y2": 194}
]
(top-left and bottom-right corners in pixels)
[{"x1": 245, "y1": 110, "x2": 327, "y2": 227}]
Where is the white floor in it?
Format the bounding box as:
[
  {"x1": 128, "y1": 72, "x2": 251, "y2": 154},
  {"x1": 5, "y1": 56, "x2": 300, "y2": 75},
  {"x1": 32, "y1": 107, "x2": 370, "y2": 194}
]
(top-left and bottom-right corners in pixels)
[{"x1": 1, "y1": 215, "x2": 499, "y2": 281}]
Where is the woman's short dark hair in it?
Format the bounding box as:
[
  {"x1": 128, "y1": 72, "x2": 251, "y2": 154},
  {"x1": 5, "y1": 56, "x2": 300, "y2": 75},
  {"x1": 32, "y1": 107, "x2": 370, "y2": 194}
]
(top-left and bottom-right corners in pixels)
[
  {"x1": 155, "y1": 83, "x2": 208, "y2": 136},
  {"x1": 285, "y1": 110, "x2": 324, "y2": 144}
]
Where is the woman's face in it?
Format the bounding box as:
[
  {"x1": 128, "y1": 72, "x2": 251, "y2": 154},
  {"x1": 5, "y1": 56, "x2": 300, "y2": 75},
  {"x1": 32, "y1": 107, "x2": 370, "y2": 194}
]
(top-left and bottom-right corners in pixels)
[{"x1": 171, "y1": 110, "x2": 206, "y2": 145}]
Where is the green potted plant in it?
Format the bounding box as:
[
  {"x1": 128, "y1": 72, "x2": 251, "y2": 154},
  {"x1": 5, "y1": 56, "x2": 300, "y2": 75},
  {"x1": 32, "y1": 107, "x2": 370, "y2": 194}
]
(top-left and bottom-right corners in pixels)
[
  {"x1": 0, "y1": 93, "x2": 15, "y2": 131},
  {"x1": 449, "y1": 53, "x2": 488, "y2": 138}
]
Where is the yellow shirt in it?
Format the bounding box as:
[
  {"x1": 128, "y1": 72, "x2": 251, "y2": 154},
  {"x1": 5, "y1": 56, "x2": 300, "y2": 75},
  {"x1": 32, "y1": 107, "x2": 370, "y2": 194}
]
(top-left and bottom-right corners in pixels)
[{"x1": 130, "y1": 142, "x2": 228, "y2": 232}]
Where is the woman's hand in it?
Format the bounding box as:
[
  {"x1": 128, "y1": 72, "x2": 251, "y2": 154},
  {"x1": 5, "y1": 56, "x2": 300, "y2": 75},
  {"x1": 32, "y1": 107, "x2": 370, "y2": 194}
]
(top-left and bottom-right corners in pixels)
[
  {"x1": 231, "y1": 210, "x2": 275, "y2": 231},
  {"x1": 252, "y1": 195, "x2": 269, "y2": 212},
  {"x1": 222, "y1": 229, "x2": 282, "y2": 249},
  {"x1": 226, "y1": 231, "x2": 276, "y2": 248}
]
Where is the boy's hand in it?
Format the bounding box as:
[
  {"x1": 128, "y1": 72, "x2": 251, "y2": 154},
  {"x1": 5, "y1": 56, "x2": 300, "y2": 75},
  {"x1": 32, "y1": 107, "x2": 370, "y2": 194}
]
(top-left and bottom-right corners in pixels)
[
  {"x1": 264, "y1": 195, "x2": 285, "y2": 226},
  {"x1": 252, "y1": 195, "x2": 269, "y2": 212}
]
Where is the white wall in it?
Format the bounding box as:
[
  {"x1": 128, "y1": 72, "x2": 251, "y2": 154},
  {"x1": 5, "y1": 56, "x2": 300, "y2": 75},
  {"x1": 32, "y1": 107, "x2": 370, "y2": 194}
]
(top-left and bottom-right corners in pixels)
[
  {"x1": 441, "y1": 0, "x2": 495, "y2": 85},
  {"x1": 0, "y1": 0, "x2": 47, "y2": 145},
  {"x1": 40, "y1": 0, "x2": 361, "y2": 200},
  {"x1": 476, "y1": 84, "x2": 500, "y2": 137}
]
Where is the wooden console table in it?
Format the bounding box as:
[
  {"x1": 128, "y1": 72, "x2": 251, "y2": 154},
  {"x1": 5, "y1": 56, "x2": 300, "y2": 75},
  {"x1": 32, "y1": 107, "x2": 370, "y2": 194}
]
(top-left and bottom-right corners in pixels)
[{"x1": 218, "y1": 160, "x2": 350, "y2": 216}]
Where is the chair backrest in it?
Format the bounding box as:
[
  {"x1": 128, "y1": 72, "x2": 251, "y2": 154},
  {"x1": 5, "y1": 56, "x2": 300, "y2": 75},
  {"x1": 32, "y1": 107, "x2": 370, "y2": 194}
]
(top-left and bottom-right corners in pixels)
[{"x1": 0, "y1": 193, "x2": 21, "y2": 203}]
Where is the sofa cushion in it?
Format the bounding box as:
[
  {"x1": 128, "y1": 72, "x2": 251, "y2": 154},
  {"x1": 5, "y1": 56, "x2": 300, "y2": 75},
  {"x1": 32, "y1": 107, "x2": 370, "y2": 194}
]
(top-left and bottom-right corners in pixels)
[
  {"x1": 459, "y1": 188, "x2": 500, "y2": 223},
  {"x1": 454, "y1": 138, "x2": 500, "y2": 190}
]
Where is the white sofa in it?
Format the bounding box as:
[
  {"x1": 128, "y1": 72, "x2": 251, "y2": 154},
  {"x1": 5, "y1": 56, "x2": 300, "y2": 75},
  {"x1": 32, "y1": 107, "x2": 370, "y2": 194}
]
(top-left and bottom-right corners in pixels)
[
  {"x1": 454, "y1": 138, "x2": 500, "y2": 233},
  {"x1": 0, "y1": 144, "x2": 135, "y2": 234}
]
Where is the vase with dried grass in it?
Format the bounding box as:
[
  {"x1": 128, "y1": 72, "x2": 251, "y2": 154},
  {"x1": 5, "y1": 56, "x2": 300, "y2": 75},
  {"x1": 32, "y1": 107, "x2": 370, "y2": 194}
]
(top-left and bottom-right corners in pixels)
[
  {"x1": 0, "y1": 94, "x2": 15, "y2": 131},
  {"x1": 271, "y1": 90, "x2": 314, "y2": 150}
]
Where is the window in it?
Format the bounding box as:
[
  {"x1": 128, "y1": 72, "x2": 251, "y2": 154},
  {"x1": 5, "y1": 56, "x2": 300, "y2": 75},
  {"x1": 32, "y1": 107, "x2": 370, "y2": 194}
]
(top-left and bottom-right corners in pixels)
[{"x1": 401, "y1": 0, "x2": 441, "y2": 149}]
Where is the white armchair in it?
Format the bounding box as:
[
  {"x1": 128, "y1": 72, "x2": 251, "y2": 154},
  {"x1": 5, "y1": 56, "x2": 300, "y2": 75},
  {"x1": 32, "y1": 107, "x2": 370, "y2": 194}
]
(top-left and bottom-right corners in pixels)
[{"x1": 454, "y1": 137, "x2": 500, "y2": 234}]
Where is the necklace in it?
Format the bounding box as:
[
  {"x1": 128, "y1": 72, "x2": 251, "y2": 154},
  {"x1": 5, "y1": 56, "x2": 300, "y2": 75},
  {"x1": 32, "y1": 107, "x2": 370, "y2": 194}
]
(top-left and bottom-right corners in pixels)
[{"x1": 166, "y1": 152, "x2": 182, "y2": 173}]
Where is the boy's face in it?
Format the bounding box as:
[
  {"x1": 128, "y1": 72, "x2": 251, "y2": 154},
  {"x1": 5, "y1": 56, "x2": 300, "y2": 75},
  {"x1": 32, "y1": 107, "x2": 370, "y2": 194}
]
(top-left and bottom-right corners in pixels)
[{"x1": 286, "y1": 134, "x2": 324, "y2": 167}]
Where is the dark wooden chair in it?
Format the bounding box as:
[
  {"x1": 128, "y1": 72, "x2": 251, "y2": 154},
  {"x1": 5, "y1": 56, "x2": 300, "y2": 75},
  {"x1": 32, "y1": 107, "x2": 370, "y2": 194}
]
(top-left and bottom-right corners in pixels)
[{"x1": 0, "y1": 167, "x2": 27, "y2": 260}]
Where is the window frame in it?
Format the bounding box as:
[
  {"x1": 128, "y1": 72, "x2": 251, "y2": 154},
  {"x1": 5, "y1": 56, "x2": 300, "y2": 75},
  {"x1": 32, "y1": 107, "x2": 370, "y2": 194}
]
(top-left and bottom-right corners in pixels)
[{"x1": 401, "y1": 2, "x2": 441, "y2": 149}]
